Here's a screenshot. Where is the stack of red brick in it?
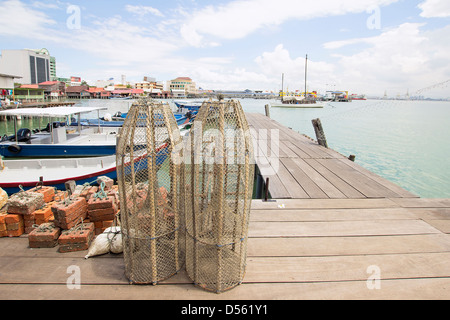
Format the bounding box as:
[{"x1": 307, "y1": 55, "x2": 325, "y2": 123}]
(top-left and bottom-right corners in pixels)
[
  {"x1": 1, "y1": 188, "x2": 51, "y2": 237},
  {"x1": 86, "y1": 177, "x2": 120, "y2": 235},
  {"x1": 1, "y1": 180, "x2": 121, "y2": 254}
]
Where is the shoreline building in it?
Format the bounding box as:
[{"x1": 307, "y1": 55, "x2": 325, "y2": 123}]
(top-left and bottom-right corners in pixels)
[
  {"x1": 167, "y1": 77, "x2": 197, "y2": 98},
  {"x1": 0, "y1": 48, "x2": 56, "y2": 85},
  {"x1": 135, "y1": 76, "x2": 164, "y2": 97}
]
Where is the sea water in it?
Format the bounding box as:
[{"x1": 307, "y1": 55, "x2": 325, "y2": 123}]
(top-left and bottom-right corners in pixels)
[{"x1": 1, "y1": 98, "x2": 449, "y2": 198}]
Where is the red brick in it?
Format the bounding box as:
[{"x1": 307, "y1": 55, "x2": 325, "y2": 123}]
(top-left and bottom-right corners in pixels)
[
  {"x1": 124, "y1": 190, "x2": 147, "y2": 212},
  {"x1": 34, "y1": 202, "x2": 54, "y2": 225},
  {"x1": 102, "y1": 220, "x2": 114, "y2": 228},
  {"x1": 24, "y1": 213, "x2": 36, "y2": 230},
  {"x1": 28, "y1": 223, "x2": 61, "y2": 248},
  {"x1": 7, "y1": 192, "x2": 44, "y2": 215},
  {"x1": 88, "y1": 204, "x2": 118, "y2": 222},
  {"x1": 54, "y1": 191, "x2": 69, "y2": 202},
  {"x1": 87, "y1": 196, "x2": 116, "y2": 210},
  {"x1": 58, "y1": 223, "x2": 94, "y2": 253},
  {"x1": 52, "y1": 198, "x2": 87, "y2": 230},
  {"x1": 5, "y1": 214, "x2": 23, "y2": 225},
  {"x1": 7, "y1": 229, "x2": 24, "y2": 237},
  {"x1": 80, "y1": 186, "x2": 98, "y2": 200},
  {"x1": 5, "y1": 214, "x2": 24, "y2": 236},
  {"x1": 0, "y1": 214, "x2": 7, "y2": 237},
  {"x1": 28, "y1": 186, "x2": 55, "y2": 203},
  {"x1": 97, "y1": 176, "x2": 114, "y2": 191}
]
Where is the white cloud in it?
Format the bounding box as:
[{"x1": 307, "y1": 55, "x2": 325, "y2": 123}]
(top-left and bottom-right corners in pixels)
[
  {"x1": 125, "y1": 5, "x2": 164, "y2": 17},
  {"x1": 180, "y1": 0, "x2": 399, "y2": 47},
  {"x1": 255, "y1": 44, "x2": 336, "y2": 91},
  {"x1": 0, "y1": 0, "x2": 57, "y2": 38},
  {"x1": 418, "y1": 0, "x2": 450, "y2": 18},
  {"x1": 322, "y1": 23, "x2": 450, "y2": 96}
]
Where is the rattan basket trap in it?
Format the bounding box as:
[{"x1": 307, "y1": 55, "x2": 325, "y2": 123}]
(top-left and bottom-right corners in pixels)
[
  {"x1": 116, "y1": 99, "x2": 185, "y2": 285},
  {"x1": 183, "y1": 99, "x2": 255, "y2": 293}
]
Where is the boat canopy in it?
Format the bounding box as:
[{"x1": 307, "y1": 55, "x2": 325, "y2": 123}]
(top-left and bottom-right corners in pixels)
[{"x1": 0, "y1": 106, "x2": 108, "y2": 118}]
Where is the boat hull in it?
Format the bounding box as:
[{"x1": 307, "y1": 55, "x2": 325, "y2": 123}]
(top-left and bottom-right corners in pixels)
[
  {"x1": 271, "y1": 103, "x2": 325, "y2": 108},
  {"x1": 0, "y1": 144, "x2": 117, "y2": 158},
  {"x1": 0, "y1": 144, "x2": 170, "y2": 195}
]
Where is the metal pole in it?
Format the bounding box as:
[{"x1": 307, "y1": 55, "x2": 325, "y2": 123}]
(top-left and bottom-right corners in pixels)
[
  {"x1": 305, "y1": 54, "x2": 308, "y2": 100},
  {"x1": 14, "y1": 116, "x2": 18, "y2": 143}
]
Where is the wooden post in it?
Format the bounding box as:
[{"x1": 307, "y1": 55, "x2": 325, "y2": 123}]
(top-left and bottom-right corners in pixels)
[
  {"x1": 348, "y1": 155, "x2": 356, "y2": 162},
  {"x1": 312, "y1": 118, "x2": 328, "y2": 149},
  {"x1": 264, "y1": 178, "x2": 270, "y2": 202},
  {"x1": 265, "y1": 104, "x2": 270, "y2": 118}
]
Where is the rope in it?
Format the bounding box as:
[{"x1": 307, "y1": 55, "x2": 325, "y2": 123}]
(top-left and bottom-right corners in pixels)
[
  {"x1": 93, "y1": 182, "x2": 108, "y2": 200},
  {"x1": 61, "y1": 218, "x2": 86, "y2": 236}
]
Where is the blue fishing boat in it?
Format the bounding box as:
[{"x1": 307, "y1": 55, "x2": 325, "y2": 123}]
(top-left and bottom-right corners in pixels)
[
  {"x1": 112, "y1": 110, "x2": 195, "y2": 126},
  {"x1": 0, "y1": 106, "x2": 118, "y2": 158},
  {"x1": 174, "y1": 100, "x2": 203, "y2": 112}
]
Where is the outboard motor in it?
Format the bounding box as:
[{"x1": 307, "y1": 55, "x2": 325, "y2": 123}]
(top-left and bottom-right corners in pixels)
[
  {"x1": 43, "y1": 122, "x2": 61, "y2": 132},
  {"x1": 16, "y1": 128, "x2": 32, "y2": 142}
]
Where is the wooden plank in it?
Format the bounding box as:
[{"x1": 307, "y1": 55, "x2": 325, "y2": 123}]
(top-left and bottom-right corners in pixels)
[
  {"x1": 245, "y1": 252, "x2": 450, "y2": 283},
  {"x1": 277, "y1": 140, "x2": 299, "y2": 158},
  {"x1": 281, "y1": 141, "x2": 312, "y2": 159},
  {"x1": 338, "y1": 158, "x2": 419, "y2": 198},
  {"x1": 280, "y1": 158, "x2": 327, "y2": 199},
  {"x1": 251, "y1": 198, "x2": 400, "y2": 210},
  {"x1": 247, "y1": 234, "x2": 450, "y2": 257},
  {"x1": 248, "y1": 220, "x2": 441, "y2": 238},
  {"x1": 250, "y1": 207, "x2": 417, "y2": 222},
  {"x1": 2, "y1": 278, "x2": 450, "y2": 300},
  {"x1": 275, "y1": 159, "x2": 310, "y2": 198},
  {"x1": 256, "y1": 157, "x2": 291, "y2": 199},
  {"x1": 391, "y1": 198, "x2": 450, "y2": 208},
  {"x1": 304, "y1": 158, "x2": 366, "y2": 199},
  {"x1": 288, "y1": 157, "x2": 347, "y2": 199},
  {"x1": 407, "y1": 207, "x2": 450, "y2": 220},
  {"x1": 317, "y1": 159, "x2": 401, "y2": 198},
  {"x1": 422, "y1": 220, "x2": 450, "y2": 234},
  {"x1": 0, "y1": 255, "x2": 129, "y2": 285}
]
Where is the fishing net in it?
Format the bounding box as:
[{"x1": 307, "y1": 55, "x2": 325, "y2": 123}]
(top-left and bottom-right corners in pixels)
[
  {"x1": 116, "y1": 99, "x2": 185, "y2": 285},
  {"x1": 183, "y1": 99, "x2": 255, "y2": 293}
]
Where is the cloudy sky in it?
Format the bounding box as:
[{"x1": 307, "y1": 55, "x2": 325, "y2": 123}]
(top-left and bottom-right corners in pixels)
[{"x1": 0, "y1": 0, "x2": 449, "y2": 97}]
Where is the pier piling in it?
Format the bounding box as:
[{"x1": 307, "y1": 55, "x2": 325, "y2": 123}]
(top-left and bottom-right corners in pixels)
[{"x1": 312, "y1": 118, "x2": 328, "y2": 148}]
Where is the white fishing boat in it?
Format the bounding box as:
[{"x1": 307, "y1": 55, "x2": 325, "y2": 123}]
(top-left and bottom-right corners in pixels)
[
  {"x1": 271, "y1": 98, "x2": 325, "y2": 108},
  {"x1": 0, "y1": 142, "x2": 170, "y2": 195},
  {"x1": 272, "y1": 54, "x2": 325, "y2": 109},
  {"x1": 0, "y1": 154, "x2": 118, "y2": 195},
  {"x1": 0, "y1": 106, "x2": 118, "y2": 158}
]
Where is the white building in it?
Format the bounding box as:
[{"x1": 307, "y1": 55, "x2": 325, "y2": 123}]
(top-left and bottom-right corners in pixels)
[
  {"x1": 167, "y1": 77, "x2": 198, "y2": 97},
  {"x1": 0, "y1": 49, "x2": 56, "y2": 84}
]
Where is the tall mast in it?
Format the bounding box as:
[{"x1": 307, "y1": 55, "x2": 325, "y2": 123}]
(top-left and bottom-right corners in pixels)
[
  {"x1": 281, "y1": 73, "x2": 284, "y2": 102},
  {"x1": 305, "y1": 54, "x2": 308, "y2": 99}
]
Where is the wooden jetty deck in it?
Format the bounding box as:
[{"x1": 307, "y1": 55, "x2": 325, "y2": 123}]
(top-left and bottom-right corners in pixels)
[
  {"x1": 247, "y1": 113, "x2": 418, "y2": 200},
  {"x1": 0, "y1": 113, "x2": 449, "y2": 300}
]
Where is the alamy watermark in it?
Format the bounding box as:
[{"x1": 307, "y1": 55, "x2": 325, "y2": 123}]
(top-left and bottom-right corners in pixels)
[
  {"x1": 367, "y1": 5, "x2": 381, "y2": 30},
  {"x1": 171, "y1": 126, "x2": 280, "y2": 175},
  {"x1": 67, "y1": 5, "x2": 81, "y2": 30},
  {"x1": 366, "y1": 265, "x2": 381, "y2": 290},
  {"x1": 67, "y1": 265, "x2": 81, "y2": 290}
]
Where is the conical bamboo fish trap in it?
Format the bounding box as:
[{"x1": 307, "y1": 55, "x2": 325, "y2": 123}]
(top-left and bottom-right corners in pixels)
[
  {"x1": 116, "y1": 99, "x2": 185, "y2": 285},
  {"x1": 183, "y1": 99, "x2": 255, "y2": 293}
]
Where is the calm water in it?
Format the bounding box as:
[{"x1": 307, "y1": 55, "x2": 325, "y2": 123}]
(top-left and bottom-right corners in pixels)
[{"x1": 1, "y1": 98, "x2": 449, "y2": 198}]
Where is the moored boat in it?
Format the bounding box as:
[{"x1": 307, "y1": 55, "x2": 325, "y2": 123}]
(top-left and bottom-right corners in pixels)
[
  {"x1": 0, "y1": 106, "x2": 119, "y2": 158},
  {"x1": 0, "y1": 143, "x2": 170, "y2": 195}
]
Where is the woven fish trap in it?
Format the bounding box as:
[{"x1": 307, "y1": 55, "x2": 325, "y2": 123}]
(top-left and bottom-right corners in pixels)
[
  {"x1": 116, "y1": 99, "x2": 185, "y2": 285},
  {"x1": 183, "y1": 99, "x2": 255, "y2": 293}
]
